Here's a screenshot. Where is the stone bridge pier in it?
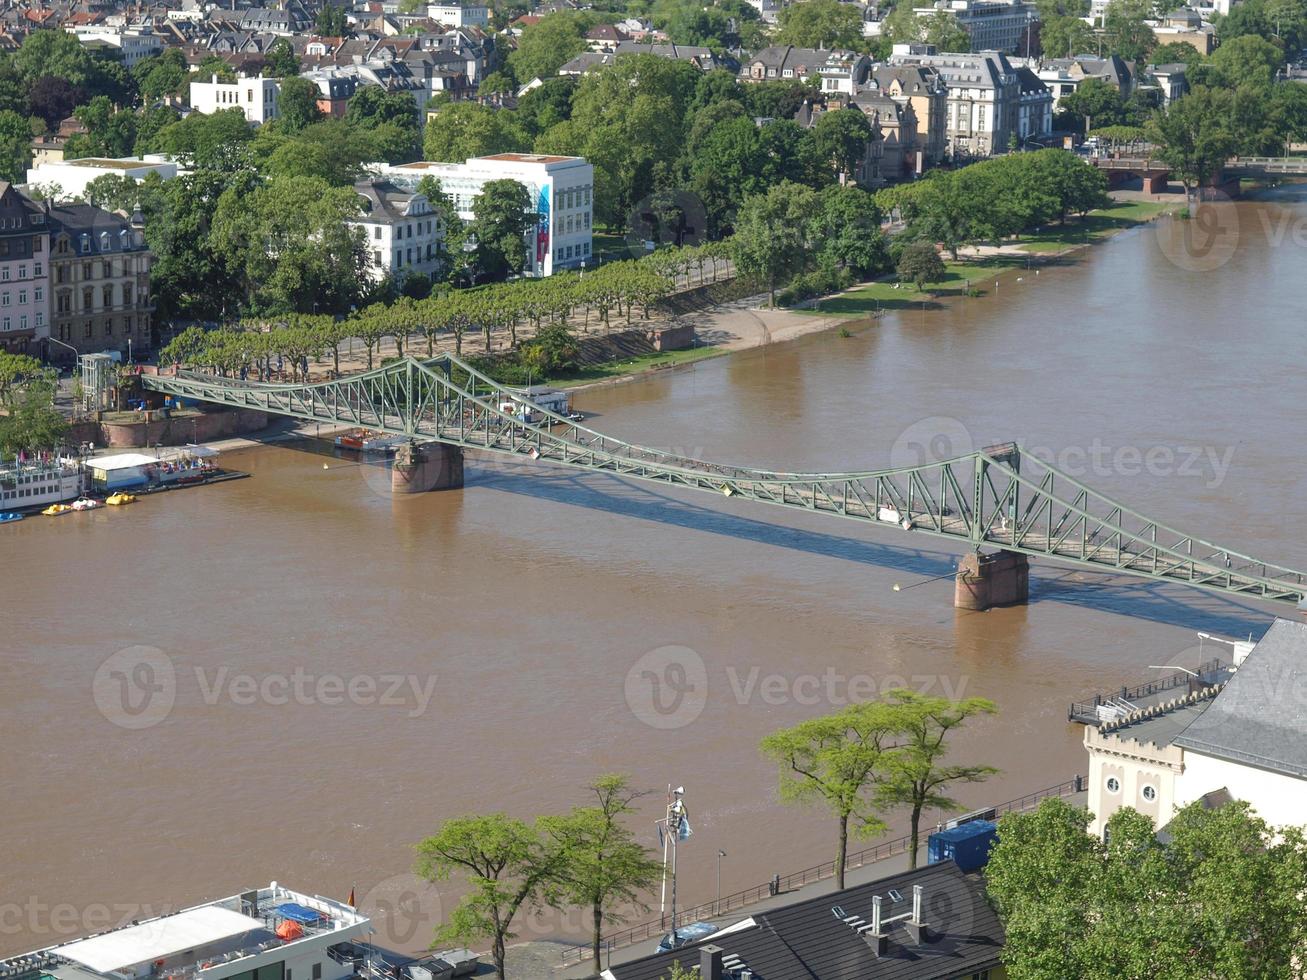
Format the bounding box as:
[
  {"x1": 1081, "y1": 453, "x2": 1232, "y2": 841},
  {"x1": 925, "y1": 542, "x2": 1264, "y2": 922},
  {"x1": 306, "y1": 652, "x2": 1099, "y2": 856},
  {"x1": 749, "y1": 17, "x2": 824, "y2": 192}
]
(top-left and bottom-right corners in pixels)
[
  {"x1": 954, "y1": 550, "x2": 1029, "y2": 610},
  {"x1": 391, "y1": 440, "x2": 464, "y2": 493}
]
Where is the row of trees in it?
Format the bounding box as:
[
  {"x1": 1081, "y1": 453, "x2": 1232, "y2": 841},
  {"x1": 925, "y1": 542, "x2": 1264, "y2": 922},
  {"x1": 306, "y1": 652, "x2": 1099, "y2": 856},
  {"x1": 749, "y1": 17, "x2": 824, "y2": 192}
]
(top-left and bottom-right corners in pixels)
[
  {"x1": 156, "y1": 251, "x2": 708, "y2": 378},
  {"x1": 417, "y1": 689, "x2": 993, "y2": 978}
]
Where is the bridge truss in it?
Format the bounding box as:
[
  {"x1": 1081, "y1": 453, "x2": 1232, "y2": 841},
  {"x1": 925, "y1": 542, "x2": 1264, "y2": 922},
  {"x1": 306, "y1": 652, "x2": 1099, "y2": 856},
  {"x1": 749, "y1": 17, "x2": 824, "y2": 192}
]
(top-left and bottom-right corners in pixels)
[{"x1": 143, "y1": 355, "x2": 1307, "y2": 605}]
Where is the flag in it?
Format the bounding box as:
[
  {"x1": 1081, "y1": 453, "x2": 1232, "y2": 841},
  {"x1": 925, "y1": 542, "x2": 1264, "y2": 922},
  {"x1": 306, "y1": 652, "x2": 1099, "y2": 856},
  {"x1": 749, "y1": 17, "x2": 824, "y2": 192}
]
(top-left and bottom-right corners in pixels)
[
  {"x1": 677, "y1": 815, "x2": 693, "y2": 841},
  {"x1": 347, "y1": 885, "x2": 355, "y2": 907}
]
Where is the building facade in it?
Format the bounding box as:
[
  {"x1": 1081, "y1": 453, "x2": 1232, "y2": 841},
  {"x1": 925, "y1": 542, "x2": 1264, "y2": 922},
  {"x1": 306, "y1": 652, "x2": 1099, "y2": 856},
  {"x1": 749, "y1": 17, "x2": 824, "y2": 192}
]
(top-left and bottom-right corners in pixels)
[
  {"x1": 350, "y1": 179, "x2": 445, "y2": 284},
  {"x1": 0, "y1": 182, "x2": 50, "y2": 356},
  {"x1": 26, "y1": 156, "x2": 180, "y2": 202},
  {"x1": 46, "y1": 204, "x2": 153, "y2": 362},
  {"x1": 869, "y1": 64, "x2": 949, "y2": 166},
  {"x1": 380, "y1": 153, "x2": 594, "y2": 276},
  {"x1": 889, "y1": 46, "x2": 1024, "y2": 156},
  {"x1": 426, "y1": 2, "x2": 489, "y2": 27},
  {"x1": 912, "y1": 0, "x2": 1038, "y2": 52},
  {"x1": 189, "y1": 74, "x2": 281, "y2": 124}
]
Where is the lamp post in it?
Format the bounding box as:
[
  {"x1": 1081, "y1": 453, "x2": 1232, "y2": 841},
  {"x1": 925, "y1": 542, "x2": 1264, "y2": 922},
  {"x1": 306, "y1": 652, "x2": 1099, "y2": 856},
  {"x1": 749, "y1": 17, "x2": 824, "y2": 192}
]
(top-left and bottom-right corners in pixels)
[{"x1": 716, "y1": 849, "x2": 726, "y2": 915}]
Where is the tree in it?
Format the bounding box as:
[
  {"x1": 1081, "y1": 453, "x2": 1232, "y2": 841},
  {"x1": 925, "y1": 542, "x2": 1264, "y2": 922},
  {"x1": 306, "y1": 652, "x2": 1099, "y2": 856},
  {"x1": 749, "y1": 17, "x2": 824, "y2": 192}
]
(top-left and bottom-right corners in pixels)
[
  {"x1": 414, "y1": 814, "x2": 559, "y2": 980},
  {"x1": 149, "y1": 108, "x2": 253, "y2": 169},
  {"x1": 83, "y1": 173, "x2": 141, "y2": 212},
  {"x1": 1101, "y1": 0, "x2": 1155, "y2": 60},
  {"x1": 775, "y1": 0, "x2": 865, "y2": 48},
  {"x1": 987, "y1": 798, "x2": 1307, "y2": 979},
  {"x1": 1207, "y1": 33, "x2": 1283, "y2": 91},
  {"x1": 816, "y1": 184, "x2": 887, "y2": 276},
  {"x1": 63, "y1": 96, "x2": 137, "y2": 159},
  {"x1": 731, "y1": 182, "x2": 820, "y2": 306},
  {"x1": 132, "y1": 48, "x2": 189, "y2": 102},
  {"x1": 263, "y1": 38, "x2": 299, "y2": 78},
  {"x1": 542, "y1": 775, "x2": 662, "y2": 971},
  {"x1": 896, "y1": 239, "x2": 947, "y2": 292},
  {"x1": 0, "y1": 110, "x2": 31, "y2": 183},
  {"x1": 0, "y1": 352, "x2": 52, "y2": 407},
  {"x1": 316, "y1": 3, "x2": 348, "y2": 34},
  {"x1": 760, "y1": 701, "x2": 903, "y2": 890},
  {"x1": 1147, "y1": 86, "x2": 1239, "y2": 196},
  {"x1": 0, "y1": 387, "x2": 68, "y2": 455},
  {"x1": 1059, "y1": 78, "x2": 1128, "y2": 133},
  {"x1": 275, "y1": 77, "x2": 324, "y2": 134},
  {"x1": 468, "y1": 179, "x2": 535, "y2": 282},
  {"x1": 347, "y1": 87, "x2": 421, "y2": 163},
  {"x1": 810, "y1": 108, "x2": 872, "y2": 183},
  {"x1": 508, "y1": 13, "x2": 590, "y2": 83},
  {"x1": 423, "y1": 101, "x2": 527, "y2": 162},
  {"x1": 1040, "y1": 14, "x2": 1097, "y2": 58},
  {"x1": 27, "y1": 76, "x2": 82, "y2": 132},
  {"x1": 873, "y1": 690, "x2": 997, "y2": 868}
]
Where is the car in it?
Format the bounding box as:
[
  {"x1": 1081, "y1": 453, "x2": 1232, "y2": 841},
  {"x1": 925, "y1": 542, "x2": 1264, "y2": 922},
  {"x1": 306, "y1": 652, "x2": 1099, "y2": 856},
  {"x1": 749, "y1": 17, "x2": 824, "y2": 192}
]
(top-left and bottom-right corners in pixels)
[{"x1": 656, "y1": 921, "x2": 718, "y2": 953}]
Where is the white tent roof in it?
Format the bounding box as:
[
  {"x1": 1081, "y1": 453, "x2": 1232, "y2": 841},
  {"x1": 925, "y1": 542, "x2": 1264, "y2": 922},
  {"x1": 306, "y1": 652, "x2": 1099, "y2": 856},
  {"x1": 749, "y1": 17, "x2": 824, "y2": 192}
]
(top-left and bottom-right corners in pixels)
[
  {"x1": 57, "y1": 906, "x2": 265, "y2": 974},
  {"x1": 87, "y1": 453, "x2": 158, "y2": 471}
]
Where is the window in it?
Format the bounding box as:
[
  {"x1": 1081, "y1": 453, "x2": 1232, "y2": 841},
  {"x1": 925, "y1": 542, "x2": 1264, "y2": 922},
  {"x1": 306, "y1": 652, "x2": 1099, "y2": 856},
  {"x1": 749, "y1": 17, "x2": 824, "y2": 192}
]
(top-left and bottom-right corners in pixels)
[
  {"x1": 83, "y1": 262, "x2": 93, "y2": 280},
  {"x1": 83, "y1": 288, "x2": 93, "y2": 310},
  {"x1": 103, "y1": 285, "x2": 113, "y2": 308},
  {"x1": 104, "y1": 318, "x2": 113, "y2": 337},
  {"x1": 33, "y1": 236, "x2": 42, "y2": 253},
  {"x1": 18, "y1": 315, "x2": 25, "y2": 331},
  {"x1": 123, "y1": 285, "x2": 132, "y2": 306},
  {"x1": 373, "y1": 226, "x2": 381, "y2": 240},
  {"x1": 1, "y1": 317, "x2": 7, "y2": 331},
  {"x1": 17, "y1": 290, "x2": 25, "y2": 304},
  {"x1": 35, "y1": 313, "x2": 43, "y2": 327},
  {"x1": 1141, "y1": 785, "x2": 1157, "y2": 802},
  {"x1": 80, "y1": 234, "x2": 90, "y2": 254},
  {"x1": 373, "y1": 250, "x2": 382, "y2": 266},
  {"x1": 0, "y1": 267, "x2": 8, "y2": 281},
  {"x1": 34, "y1": 261, "x2": 42, "y2": 276},
  {"x1": 18, "y1": 264, "x2": 26, "y2": 279},
  {"x1": 311, "y1": 965, "x2": 321, "y2": 980},
  {"x1": 0, "y1": 293, "x2": 8, "y2": 307},
  {"x1": 1105, "y1": 776, "x2": 1120, "y2": 794}
]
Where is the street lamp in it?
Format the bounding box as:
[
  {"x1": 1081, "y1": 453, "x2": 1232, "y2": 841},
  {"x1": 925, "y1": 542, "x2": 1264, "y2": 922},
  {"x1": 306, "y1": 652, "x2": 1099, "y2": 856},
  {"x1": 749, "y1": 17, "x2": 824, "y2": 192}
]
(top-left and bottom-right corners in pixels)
[{"x1": 716, "y1": 849, "x2": 726, "y2": 914}]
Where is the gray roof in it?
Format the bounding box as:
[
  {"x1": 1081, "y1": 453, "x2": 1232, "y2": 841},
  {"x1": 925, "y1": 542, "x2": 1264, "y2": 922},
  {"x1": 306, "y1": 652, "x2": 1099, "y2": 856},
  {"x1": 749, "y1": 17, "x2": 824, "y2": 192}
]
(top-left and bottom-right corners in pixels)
[
  {"x1": 1101, "y1": 695, "x2": 1216, "y2": 749},
  {"x1": 604, "y1": 861, "x2": 1004, "y2": 980},
  {"x1": 1174, "y1": 618, "x2": 1307, "y2": 777},
  {"x1": 353, "y1": 179, "x2": 419, "y2": 223}
]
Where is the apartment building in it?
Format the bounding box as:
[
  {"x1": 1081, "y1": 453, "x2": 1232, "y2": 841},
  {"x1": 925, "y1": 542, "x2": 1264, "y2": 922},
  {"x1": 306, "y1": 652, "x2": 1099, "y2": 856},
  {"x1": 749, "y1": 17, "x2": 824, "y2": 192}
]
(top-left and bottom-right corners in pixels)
[
  {"x1": 0, "y1": 182, "x2": 50, "y2": 356},
  {"x1": 380, "y1": 153, "x2": 594, "y2": 277},
  {"x1": 189, "y1": 74, "x2": 281, "y2": 124},
  {"x1": 350, "y1": 179, "x2": 445, "y2": 284}
]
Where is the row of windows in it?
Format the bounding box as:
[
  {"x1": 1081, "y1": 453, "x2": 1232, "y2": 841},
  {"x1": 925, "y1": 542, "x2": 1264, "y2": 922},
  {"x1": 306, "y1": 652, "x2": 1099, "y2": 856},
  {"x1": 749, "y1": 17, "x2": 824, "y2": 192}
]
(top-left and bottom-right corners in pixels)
[
  {"x1": 378, "y1": 244, "x2": 438, "y2": 268},
  {"x1": 0, "y1": 262, "x2": 42, "y2": 281},
  {"x1": 0, "y1": 287, "x2": 41, "y2": 306},
  {"x1": 556, "y1": 186, "x2": 592, "y2": 211},
  {"x1": 55, "y1": 283, "x2": 137, "y2": 313},
  {"x1": 374, "y1": 219, "x2": 439, "y2": 240},
  {"x1": 54, "y1": 258, "x2": 142, "y2": 284},
  {"x1": 68, "y1": 315, "x2": 139, "y2": 339},
  {"x1": 1104, "y1": 775, "x2": 1158, "y2": 801},
  {"x1": 553, "y1": 242, "x2": 592, "y2": 263},
  {"x1": 0, "y1": 235, "x2": 40, "y2": 258},
  {"x1": 0, "y1": 314, "x2": 39, "y2": 331},
  {"x1": 560, "y1": 213, "x2": 591, "y2": 234}
]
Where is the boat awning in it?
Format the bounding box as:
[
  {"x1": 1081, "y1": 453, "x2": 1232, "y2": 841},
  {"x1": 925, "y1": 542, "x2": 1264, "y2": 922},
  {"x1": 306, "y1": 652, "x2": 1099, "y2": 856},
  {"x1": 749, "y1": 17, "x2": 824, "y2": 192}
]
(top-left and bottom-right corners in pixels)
[
  {"x1": 87, "y1": 453, "x2": 158, "y2": 471},
  {"x1": 57, "y1": 907, "x2": 265, "y2": 973},
  {"x1": 275, "y1": 903, "x2": 326, "y2": 925}
]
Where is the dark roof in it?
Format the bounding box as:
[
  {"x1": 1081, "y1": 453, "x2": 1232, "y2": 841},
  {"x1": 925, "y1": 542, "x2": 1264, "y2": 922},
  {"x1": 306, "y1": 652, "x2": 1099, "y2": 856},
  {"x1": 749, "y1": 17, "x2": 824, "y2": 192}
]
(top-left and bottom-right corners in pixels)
[
  {"x1": 603, "y1": 861, "x2": 1003, "y2": 980},
  {"x1": 0, "y1": 182, "x2": 47, "y2": 238},
  {"x1": 47, "y1": 204, "x2": 146, "y2": 254},
  {"x1": 352, "y1": 179, "x2": 418, "y2": 222},
  {"x1": 1174, "y1": 617, "x2": 1307, "y2": 777}
]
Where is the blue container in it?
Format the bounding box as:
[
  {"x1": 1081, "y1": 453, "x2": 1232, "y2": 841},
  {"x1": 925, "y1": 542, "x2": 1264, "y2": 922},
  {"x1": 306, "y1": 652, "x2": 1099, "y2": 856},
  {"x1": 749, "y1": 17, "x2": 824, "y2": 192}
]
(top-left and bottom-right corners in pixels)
[{"x1": 927, "y1": 820, "x2": 998, "y2": 872}]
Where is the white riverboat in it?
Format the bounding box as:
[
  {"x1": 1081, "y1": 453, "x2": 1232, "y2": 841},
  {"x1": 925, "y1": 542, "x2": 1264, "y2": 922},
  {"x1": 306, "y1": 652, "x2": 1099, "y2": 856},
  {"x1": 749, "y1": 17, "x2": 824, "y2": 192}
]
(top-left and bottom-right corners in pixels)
[{"x1": 0, "y1": 456, "x2": 85, "y2": 512}]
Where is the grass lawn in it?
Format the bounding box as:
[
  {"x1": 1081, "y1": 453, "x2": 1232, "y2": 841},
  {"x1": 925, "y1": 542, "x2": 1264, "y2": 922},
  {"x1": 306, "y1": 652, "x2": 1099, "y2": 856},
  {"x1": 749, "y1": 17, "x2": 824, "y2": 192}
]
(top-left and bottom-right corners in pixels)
[
  {"x1": 804, "y1": 199, "x2": 1175, "y2": 318},
  {"x1": 548, "y1": 344, "x2": 727, "y2": 387}
]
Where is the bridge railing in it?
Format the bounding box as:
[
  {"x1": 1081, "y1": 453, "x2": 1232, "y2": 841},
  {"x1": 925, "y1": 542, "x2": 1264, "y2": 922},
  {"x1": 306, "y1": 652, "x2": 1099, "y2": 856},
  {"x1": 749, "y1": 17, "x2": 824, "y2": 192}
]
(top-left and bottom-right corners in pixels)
[
  {"x1": 1068, "y1": 657, "x2": 1229, "y2": 724},
  {"x1": 556, "y1": 776, "x2": 1085, "y2": 967}
]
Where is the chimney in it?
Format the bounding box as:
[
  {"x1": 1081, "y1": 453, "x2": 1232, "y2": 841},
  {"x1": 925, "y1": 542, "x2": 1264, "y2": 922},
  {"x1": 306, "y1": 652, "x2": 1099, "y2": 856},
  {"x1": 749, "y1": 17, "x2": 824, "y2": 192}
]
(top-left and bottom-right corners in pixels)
[
  {"x1": 698, "y1": 944, "x2": 724, "y2": 980},
  {"x1": 905, "y1": 884, "x2": 931, "y2": 946},
  {"x1": 863, "y1": 895, "x2": 890, "y2": 957}
]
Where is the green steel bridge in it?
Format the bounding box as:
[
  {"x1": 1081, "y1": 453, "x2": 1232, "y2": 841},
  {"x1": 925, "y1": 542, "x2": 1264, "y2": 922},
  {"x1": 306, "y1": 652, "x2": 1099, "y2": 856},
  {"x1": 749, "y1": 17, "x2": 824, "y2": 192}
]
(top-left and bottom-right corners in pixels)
[{"x1": 143, "y1": 354, "x2": 1307, "y2": 607}]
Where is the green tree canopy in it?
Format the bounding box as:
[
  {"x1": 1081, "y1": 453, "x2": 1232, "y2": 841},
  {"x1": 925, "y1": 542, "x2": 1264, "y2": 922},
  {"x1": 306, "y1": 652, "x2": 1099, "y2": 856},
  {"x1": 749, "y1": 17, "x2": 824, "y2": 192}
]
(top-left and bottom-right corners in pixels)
[
  {"x1": 775, "y1": 0, "x2": 866, "y2": 48},
  {"x1": 508, "y1": 12, "x2": 590, "y2": 83},
  {"x1": 467, "y1": 178, "x2": 536, "y2": 282},
  {"x1": 423, "y1": 101, "x2": 527, "y2": 162}
]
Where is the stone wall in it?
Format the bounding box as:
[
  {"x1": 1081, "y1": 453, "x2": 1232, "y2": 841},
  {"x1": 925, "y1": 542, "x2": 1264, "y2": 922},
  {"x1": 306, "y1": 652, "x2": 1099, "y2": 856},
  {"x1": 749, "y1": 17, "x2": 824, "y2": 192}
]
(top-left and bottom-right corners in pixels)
[{"x1": 70, "y1": 408, "x2": 271, "y2": 449}]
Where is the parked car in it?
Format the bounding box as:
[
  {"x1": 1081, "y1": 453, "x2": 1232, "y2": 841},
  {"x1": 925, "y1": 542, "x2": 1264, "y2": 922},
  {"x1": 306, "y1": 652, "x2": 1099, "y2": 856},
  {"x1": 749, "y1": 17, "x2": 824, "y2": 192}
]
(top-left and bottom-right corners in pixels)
[{"x1": 656, "y1": 921, "x2": 718, "y2": 953}]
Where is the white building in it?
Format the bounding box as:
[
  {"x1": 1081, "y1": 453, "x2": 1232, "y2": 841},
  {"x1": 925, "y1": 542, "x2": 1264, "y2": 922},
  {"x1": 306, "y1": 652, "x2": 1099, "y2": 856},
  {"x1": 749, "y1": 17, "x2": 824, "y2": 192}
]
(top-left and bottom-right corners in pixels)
[
  {"x1": 67, "y1": 24, "x2": 162, "y2": 66},
  {"x1": 378, "y1": 153, "x2": 594, "y2": 277},
  {"x1": 426, "y1": 2, "x2": 489, "y2": 27},
  {"x1": 25, "y1": 156, "x2": 180, "y2": 201},
  {"x1": 0, "y1": 883, "x2": 371, "y2": 980},
  {"x1": 350, "y1": 179, "x2": 445, "y2": 284},
  {"x1": 1084, "y1": 618, "x2": 1307, "y2": 838},
  {"x1": 189, "y1": 74, "x2": 281, "y2": 124}
]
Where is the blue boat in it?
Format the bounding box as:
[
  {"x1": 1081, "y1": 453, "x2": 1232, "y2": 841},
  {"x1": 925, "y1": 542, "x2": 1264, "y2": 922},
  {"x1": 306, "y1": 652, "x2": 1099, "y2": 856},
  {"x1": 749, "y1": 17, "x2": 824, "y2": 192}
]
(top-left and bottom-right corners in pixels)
[{"x1": 0, "y1": 511, "x2": 24, "y2": 524}]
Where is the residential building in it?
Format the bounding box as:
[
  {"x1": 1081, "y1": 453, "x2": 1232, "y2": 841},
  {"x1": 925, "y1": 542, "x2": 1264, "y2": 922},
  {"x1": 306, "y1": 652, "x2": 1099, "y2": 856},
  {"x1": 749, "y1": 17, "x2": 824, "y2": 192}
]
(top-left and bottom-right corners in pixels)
[
  {"x1": 1147, "y1": 62, "x2": 1188, "y2": 104},
  {"x1": 25, "y1": 156, "x2": 180, "y2": 202},
  {"x1": 1015, "y1": 66, "x2": 1054, "y2": 141},
  {"x1": 1084, "y1": 618, "x2": 1307, "y2": 838},
  {"x1": 0, "y1": 883, "x2": 371, "y2": 980},
  {"x1": 868, "y1": 63, "x2": 949, "y2": 165},
  {"x1": 818, "y1": 50, "x2": 874, "y2": 95},
  {"x1": 426, "y1": 2, "x2": 489, "y2": 28},
  {"x1": 602, "y1": 860, "x2": 1005, "y2": 980},
  {"x1": 46, "y1": 202, "x2": 153, "y2": 362},
  {"x1": 742, "y1": 45, "x2": 830, "y2": 82},
  {"x1": 744, "y1": 0, "x2": 784, "y2": 23},
  {"x1": 66, "y1": 24, "x2": 162, "y2": 66},
  {"x1": 912, "y1": 0, "x2": 1038, "y2": 53},
  {"x1": 612, "y1": 40, "x2": 718, "y2": 70},
  {"x1": 850, "y1": 89, "x2": 919, "y2": 181},
  {"x1": 189, "y1": 73, "x2": 281, "y2": 124},
  {"x1": 890, "y1": 46, "x2": 1021, "y2": 156},
  {"x1": 586, "y1": 22, "x2": 629, "y2": 51},
  {"x1": 350, "y1": 178, "x2": 445, "y2": 284},
  {"x1": 1036, "y1": 54, "x2": 1135, "y2": 109},
  {"x1": 0, "y1": 182, "x2": 50, "y2": 356},
  {"x1": 378, "y1": 153, "x2": 594, "y2": 277}
]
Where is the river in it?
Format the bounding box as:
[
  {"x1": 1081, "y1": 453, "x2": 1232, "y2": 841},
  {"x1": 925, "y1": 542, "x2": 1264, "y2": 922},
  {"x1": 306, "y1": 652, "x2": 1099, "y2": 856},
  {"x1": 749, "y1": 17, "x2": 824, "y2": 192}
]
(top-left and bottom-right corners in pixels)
[{"x1": 3, "y1": 190, "x2": 1306, "y2": 957}]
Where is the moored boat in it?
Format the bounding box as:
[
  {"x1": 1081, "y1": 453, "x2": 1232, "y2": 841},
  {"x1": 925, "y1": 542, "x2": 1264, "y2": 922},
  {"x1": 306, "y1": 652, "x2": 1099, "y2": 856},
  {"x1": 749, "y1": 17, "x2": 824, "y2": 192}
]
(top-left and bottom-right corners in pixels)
[
  {"x1": 106, "y1": 492, "x2": 137, "y2": 505},
  {"x1": 71, "y1": 497, "x2": 103, "y2": 511},
  {"x1": 43, "y1": 503, "x2": 72, "y2": 515},
  {"x1": 0, "y1": 511, "x2": 23, "y2": 524}
]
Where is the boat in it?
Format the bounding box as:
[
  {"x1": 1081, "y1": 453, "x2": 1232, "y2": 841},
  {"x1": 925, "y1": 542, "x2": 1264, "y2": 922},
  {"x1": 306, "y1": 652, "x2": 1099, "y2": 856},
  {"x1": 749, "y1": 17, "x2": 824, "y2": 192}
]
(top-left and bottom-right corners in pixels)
[
  {"x1": 43, "y1": 503, "x2": 72, "y2": 516},
  {"x1": 0, "y1": 455, "x2": 86, "y2": 512},
  {"x1": 105, "y1": 492, "x2": 137, "y2": 505},
  {"x1": 71, "y1": 497, "x2": 103, "y2": 511},
  {"x1": 0, "y1": 511, "x2": 23, "y2": 524},
  {"x1": 335, "y1": 429, "x2": 406, "y2": 453}
]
